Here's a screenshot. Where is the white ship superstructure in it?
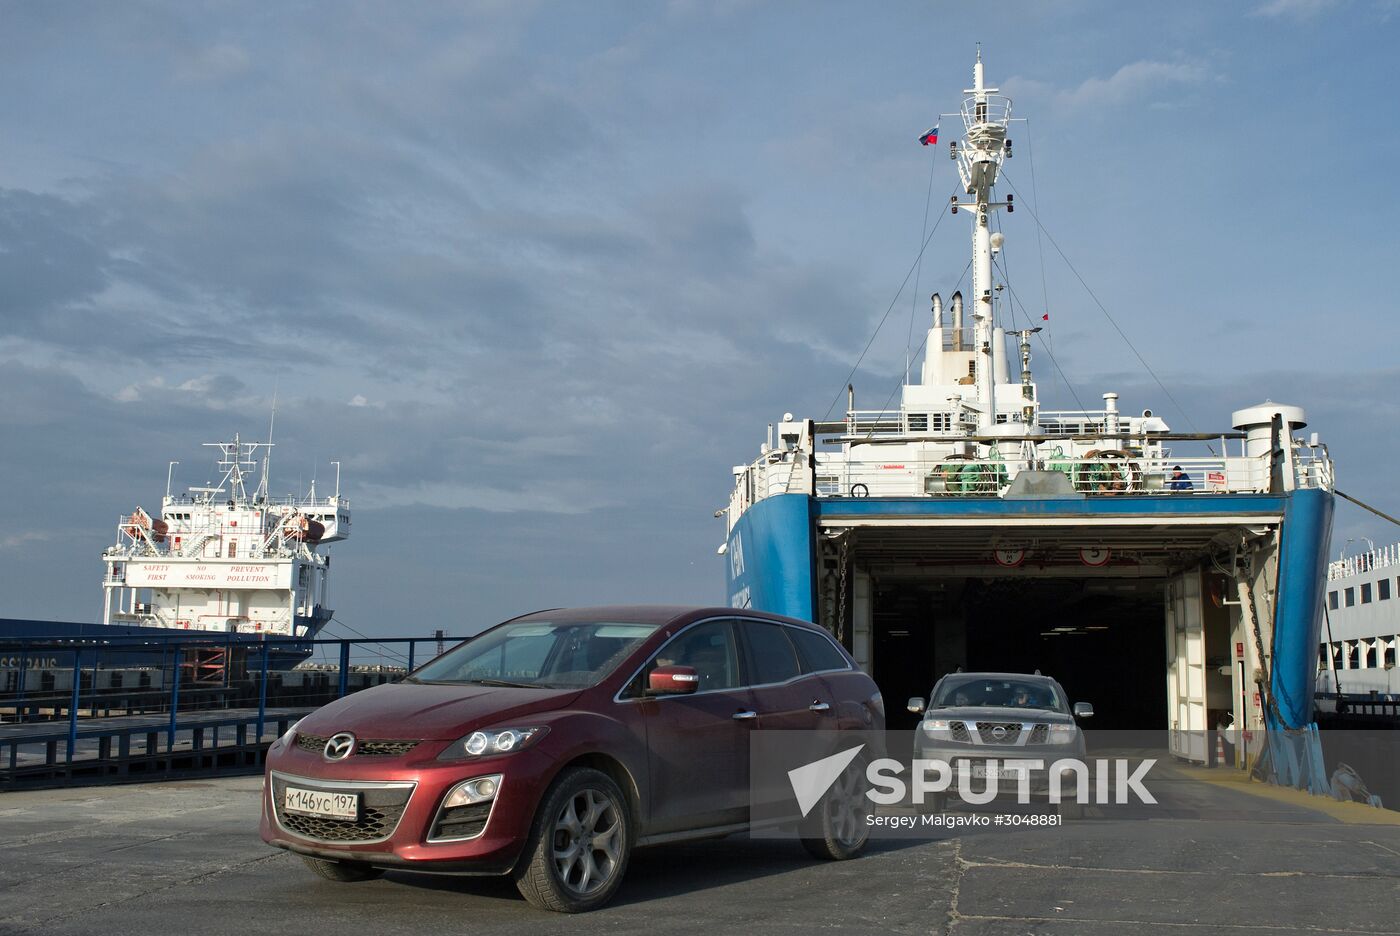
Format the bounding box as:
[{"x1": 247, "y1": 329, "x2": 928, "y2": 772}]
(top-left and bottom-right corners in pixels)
[
  {"x1": 1319, "y1": 543, "x2": 1400, "y2": 697},
  {"x1": 726, "y1": 52, "x2": 1334, "y2": 518},
  {"x1": 101, "y1": 435, "x2": 349, "y2": 637}
]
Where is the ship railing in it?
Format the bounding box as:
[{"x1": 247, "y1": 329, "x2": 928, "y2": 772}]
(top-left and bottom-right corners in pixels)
[
  {"x1": 1328, "y1": 543, "x2": 1400, "y2": 581},
  {"x1": 812, "y1": 454, "x2": 1273, "y2": 498},
  {"x1": 1039, "y1": 411, "x2": 1112, "y2": 436},
  {"x1": 845, "y1": 409, "x2": 977, "y2": 437},
  {"x1": 1293, "y1": 448, "x2": 1334, "y2": 492},
  {"x1": 162, "y1": 493, "x2": 350, "y2": 510},
  {"x1": 961, "y1": 94, "x2": 1012, "y2": 132}
]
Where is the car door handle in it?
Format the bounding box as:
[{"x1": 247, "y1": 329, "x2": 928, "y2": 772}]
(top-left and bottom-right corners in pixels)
[
  {"x1": 809, "y1": 701, "x2": 831, "y2": 713},
  {"x1": 732, "y1": 710, "x2": 758, "y2": 720}
]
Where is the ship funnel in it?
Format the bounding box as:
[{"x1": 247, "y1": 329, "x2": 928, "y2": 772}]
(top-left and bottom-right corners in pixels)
[
  {"x1": 951, "y1": 291, "x2": 964, "y2": 350},
  {"x1": 931, "y1": 293, "x2": 943, "y2": 328}
]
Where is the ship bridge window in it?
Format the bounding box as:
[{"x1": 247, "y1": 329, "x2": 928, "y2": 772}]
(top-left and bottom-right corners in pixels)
[
  {"x1": 1379, "y1": 579, "x2": 1391, "y2": 601},
  {"x1": 1328, "y1": 591, "x2": 1339, "y2": 610},
  {"x1": 908, "y1": 414, "x2": 928, "y2": 432},
  {"x1": 1361, "y1": 583, "x2": 1372, "y2": 603},
  {"x1": 1345, "y1": 587, "x2": 1355, "y2": 607}
]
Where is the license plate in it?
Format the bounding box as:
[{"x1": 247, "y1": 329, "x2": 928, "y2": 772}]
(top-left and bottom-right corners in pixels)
[
  {"x1": 970, "y1": 764, "x2": 1027, "y2": 780},
  {"x1": 284, "y1": 786, "x2": 359, "y2": 820}
]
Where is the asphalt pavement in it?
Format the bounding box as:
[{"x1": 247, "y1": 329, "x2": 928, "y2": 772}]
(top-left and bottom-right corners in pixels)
[{"x1": 1, "y1": 763, "x2": 1398, "y2": 935}]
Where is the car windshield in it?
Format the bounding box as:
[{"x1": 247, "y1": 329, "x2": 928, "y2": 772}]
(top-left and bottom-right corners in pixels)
[
  {"x1": 410, "y1": 621, "x2": 660, "y2": 689},
  {"x1": 930, "y1": 676, "x2": 1068, "y2": 713}
]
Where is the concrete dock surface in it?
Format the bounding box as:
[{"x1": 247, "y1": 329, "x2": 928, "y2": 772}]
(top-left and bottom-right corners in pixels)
[{"x1": 2, "y1": 763, "x2": 1398, "y2": 935}]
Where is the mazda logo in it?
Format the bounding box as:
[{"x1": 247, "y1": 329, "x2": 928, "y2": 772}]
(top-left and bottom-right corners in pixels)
[
  {"x1": 324, "y1": 732, "x2": 356, "y2": 761},
  {"x1": 991, "y1": 725, "x2": 1007, "y2": 740}
]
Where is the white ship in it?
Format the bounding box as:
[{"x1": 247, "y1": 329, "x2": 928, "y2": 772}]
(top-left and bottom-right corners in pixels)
[
  {"x1": 1318, "y1": 542, "x2": 1400, "y2": 699},
  {"x1": 101, "y1": 435, "x2": 349, "y2": 638}
]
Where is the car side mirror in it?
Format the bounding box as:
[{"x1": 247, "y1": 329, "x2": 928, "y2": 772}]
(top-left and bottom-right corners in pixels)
[
  {"x1": 649, "y1": 665, "x2": 700, "y2": 695},
  {"x1": 1073, "y1": 702, "x2": 1094, "y2": 719},
  {"x1": 907, "y1": 696, "x2": 926, "y2": 715}
]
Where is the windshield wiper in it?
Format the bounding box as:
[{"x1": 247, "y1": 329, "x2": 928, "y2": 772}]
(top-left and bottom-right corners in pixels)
[{"x1": 468, "y1": 678, "x2": 539, "y2": 688}]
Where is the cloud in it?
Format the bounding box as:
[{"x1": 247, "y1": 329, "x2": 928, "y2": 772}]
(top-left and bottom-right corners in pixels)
[
  {"x1": 1251, "y1": 0, "x2": 1346, "y2": 18},
  {"x1": 1006, "y1": 60, "x2": 1213, "y2": 114},
  {"x1": 174, "y1": 42, "x2": 250, "y2": 83}
]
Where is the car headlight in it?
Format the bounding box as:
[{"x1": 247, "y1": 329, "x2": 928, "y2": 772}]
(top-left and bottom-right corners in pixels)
[
  {"x1": 277, "y1": 718, "x2": 304, "y2": 748},
  {"x1": 1048, "y1": 724, "x2": 1078, "y2": 745},
  {"x1": 439, "y1": 726, "x2": 549, "y2": 761},
  {"x1": 923, "y1": 718, "x2": 955, "y2": 741}
]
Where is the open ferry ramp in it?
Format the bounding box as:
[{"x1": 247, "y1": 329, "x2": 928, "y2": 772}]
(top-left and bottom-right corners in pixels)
[{"x1": 2, "y1": 760, "x2": 1396, "y2": 935}]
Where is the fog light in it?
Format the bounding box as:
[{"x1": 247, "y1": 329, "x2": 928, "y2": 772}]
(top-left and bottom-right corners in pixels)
[{"x1": 444, "y1": 774, "x2": 503, "y2": 809}]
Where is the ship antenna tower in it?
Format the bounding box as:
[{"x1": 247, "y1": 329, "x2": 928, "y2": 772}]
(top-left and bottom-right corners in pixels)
[
  {"x1": 953, "y1": 47, "x2": 1012, "y2": 433},
  {"x1": 256, "y1": 394, "x2": 277, "y2": 504}
]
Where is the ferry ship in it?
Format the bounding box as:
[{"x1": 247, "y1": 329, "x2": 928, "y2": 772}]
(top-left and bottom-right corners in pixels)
[
  {"x1": 720, "y1": 52, "x2": 1336, "y2": 779},
  {"x1": 100, "y1": 435, "x2": 350, "y2": 639}
]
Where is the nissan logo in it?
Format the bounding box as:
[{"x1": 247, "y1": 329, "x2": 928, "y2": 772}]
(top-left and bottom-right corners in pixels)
[
  {"x1": 324, "y1": 732, "x2": 356, "y2": 760},
  {"x1": 991, "y1": 725, "x2": 1008, "y2": 740}
]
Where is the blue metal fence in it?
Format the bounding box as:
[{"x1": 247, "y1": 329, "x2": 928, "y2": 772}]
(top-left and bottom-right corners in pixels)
[{"x1": 0, "y1": 633, "x2": 463, "y2": 780}]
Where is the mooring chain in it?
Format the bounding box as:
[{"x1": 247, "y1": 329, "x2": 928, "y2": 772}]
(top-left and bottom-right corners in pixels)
[{"x1": 836, "y1": 535, "x2": 850, "y2": 645}]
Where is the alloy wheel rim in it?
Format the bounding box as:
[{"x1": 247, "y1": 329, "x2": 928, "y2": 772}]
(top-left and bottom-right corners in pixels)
[
  {"x1": 552, "y1": 788, "x2": 622, "y2": 896},
  {"x1": 826, "y1": 765, "x2": 870, "y2": 848}
]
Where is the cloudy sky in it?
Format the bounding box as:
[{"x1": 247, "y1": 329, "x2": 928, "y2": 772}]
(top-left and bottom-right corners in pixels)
[{"x1": 2, "y1": 1, "x2": 1397, "y2": 639}]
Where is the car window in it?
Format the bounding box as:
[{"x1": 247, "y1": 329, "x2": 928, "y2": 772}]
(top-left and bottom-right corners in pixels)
[
  {"x1": 740, "y1": 621, "x2": 801, "y2": 685},
  {"x1": 412, "y1": 620, "x2": 659, "y2": 688},
  {"x1": 628, "y1": 619, "x2": 741, "y2": 696},
  {"x1": 789, "y1": 627, "x2": 849, "y2": 674},
  {"x1": 930, "y1": 676, "x2": 1067, "y2": 713}
]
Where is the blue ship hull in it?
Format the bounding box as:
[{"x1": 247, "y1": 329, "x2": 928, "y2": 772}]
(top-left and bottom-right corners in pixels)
[{"x1": 725, "y1": 489, "x2": 1332, "y2": 728}]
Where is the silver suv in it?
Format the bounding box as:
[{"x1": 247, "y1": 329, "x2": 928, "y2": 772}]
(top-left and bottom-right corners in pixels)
[{"x1": 907, "y1": 672, "x2": 1093, "y2": 814}]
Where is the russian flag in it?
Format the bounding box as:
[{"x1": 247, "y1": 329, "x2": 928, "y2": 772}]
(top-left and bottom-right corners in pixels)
[{"x1": 919, "y1": 125, "x2": 939, "y2": 146}]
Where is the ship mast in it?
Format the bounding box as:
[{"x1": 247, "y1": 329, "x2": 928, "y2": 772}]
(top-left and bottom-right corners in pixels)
[{"x1": 953, "y1": 48, "x2": 1011, "y2": 434}]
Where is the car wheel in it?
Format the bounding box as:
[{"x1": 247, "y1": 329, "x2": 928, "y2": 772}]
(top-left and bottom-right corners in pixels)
[
  {"x1": 801, "y1": 756, "x2": 871, "y2": 861},
  {"x1": 514, "y1": 767, "x2": 631, "y2": 913},
  {"x1": 300, "y1": 856, "x2": 384, "y2": 882}
]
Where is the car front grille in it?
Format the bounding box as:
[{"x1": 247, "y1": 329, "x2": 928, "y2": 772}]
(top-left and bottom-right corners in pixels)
[
  {"x1": 271, "y1": 774, "x2": 414, "y2": 844},
  {"x1": 357, "y1": 739, "x2": 421, "y2": 757},
  {"x1": 975, "y1": 721, "x2": 1024, "y2": 745},
  {"x1": 295, "y1": 733, "x2": 421, "y2": 757},
  {"x1": 950, "y1": 721, "x2": 972, "y2": 742},
  {"x1": 1028, "y1": 724, "x2": 1049, "y2": 744}
]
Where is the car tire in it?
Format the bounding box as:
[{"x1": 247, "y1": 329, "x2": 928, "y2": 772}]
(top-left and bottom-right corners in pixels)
[
  {"x1": 300, "y1": 856, "x2": 384, "y2": 882},
  {"x1": 514, "y1": 767, "x2": 632, "y2": 913},
  {"x1": 801, "y1": 756, "x2": 871, "y2": 861}
]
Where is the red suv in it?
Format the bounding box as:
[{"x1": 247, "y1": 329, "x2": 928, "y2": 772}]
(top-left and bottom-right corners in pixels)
[{"x1": 260, "y1": 606, "x2": 884, "y2": 911}]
